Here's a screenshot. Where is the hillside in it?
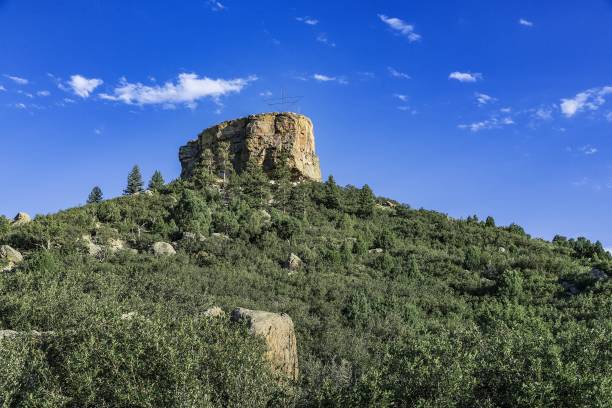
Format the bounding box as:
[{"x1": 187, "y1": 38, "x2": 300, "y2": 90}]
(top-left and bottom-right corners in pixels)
[{"x1": 0, "y1": 115, "x2": 611, "y2": 407}]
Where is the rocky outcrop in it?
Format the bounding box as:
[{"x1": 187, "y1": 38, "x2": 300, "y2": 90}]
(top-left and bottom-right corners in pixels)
[
  {"x1": 179, "y1": 112, "x2": 321, "y2": 182},
  {"x1": 1, "y1": 245, "x2": 23, "y2": 272},
  {"x1": 286, "y1": 253, "x2": 302, "y2": 271},
  {"x1": 152, "y1": 241, "x2": 176, "y2": 256},
  {"x1": 231, "y1": 308, "x2": 299, "y2": 381},
  {"x1": 11, "y1": 212, "x2": 31, "y2": 226}
]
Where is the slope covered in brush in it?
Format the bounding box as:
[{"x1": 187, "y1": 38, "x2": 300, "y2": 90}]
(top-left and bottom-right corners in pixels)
[{"x1": 0, "y1": 165, "x2": 610, "y2": 407}]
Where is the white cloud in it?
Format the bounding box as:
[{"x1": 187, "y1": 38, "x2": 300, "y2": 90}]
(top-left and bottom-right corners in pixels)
[
  {"x1": 475, "y1": 92, "x2": 496, "y2": 106},
  {"x1": 4, "y1": 75, "x2": 28, "y2": 85},
  {"x1": 449, "y1": 72, "x2": 483, "y2": 82},
  {"x1": 378, "y1": 14, "x2": 421, "y2": 42},
  {"x1": 393, "y1": 94, "x2": 408, "y2": 102},
  {"x1": 533, "y1": 107, "x2": 553, "y2": 121},
  {"x1": 94, "y1": 128, "x2": 102, "y2": 135},
  {"x1": 519, "y1": 19, "x2": 534, "y2": 27},
  {"x1": 15, "y1": 103, "x2": 27, "y2": 109},
  {"x1": 64, "y1": 75, "x2": 104, "y2": 98},
  {"x1": 605, "y1": 248, "x2": 612, "y2": 255},
  {"x1": 561, "y1": 86, "x2": 612, "y2": 118},
  {"x1": 17, "y1": 90, "x2": 33, "y2": 98},
  {"x1": 606, "y1": 112, "x2": 612, "y2": 122},
  {"x1": 36, "y1": 90, "x2": 50, "y2": 97},
  {"x1": 579, "y1": 145, "x2": 598, "y2": 155},
  {"x1": 99, "y1": 73, "x2": 256, "y2": 107},
  {"x1": 259, "y1": 90, "x2": 272, "y2": 97},
  {"x1": 296, "y1": 16, "x2": 318, "y2": 25},
  {"x1": 316, "y1": 33, "x2": 336, "y2": 47},
  {"x1": 0, "y1": 85, "x2": 5, "y2": 91},
  {"x1": 388, "y1": 67, "x2": 411, "y2": 79},
  {"x1": 312, "y1": 74, "x2": 348, "y2": 84},
  {"x1": 500, "y1": 107, "x2": 512, "y2": 113},
  {"x1": 207, "y1": 1, "x2": 225, "y2": 11},
  {"x1": 458, "y1": 116, "x2": 514, "y2": 132}
]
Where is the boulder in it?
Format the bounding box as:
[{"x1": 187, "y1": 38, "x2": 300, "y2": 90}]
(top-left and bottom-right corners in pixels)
[
  {"x1": 152, "y1": 241, "x2": 176, "y2": 256},
  {"x1": 368, "y1": 248, "x2": 384, "y2": 254},
  {"x1": 80, "y1": 235, "x2": 103, "y2": 257},
  {"x1": 286, "y1": 253, "x2": 302, "y2": 271},
  {"x1": 0, "y1": 245, "x2": 23, "y2": 264},
  {"x1": 107, "y1": 238, "x2": 127, "y2": 253},
  {"x1": 11, "y1": 212, "x2": 31, "y2": 226},
  {"x1": 0, "y1": 329, "x2": 54, "y2": 341},
  {"x1": 179, "y1": 112, "x2": 322, "y2": 182},
  {"x1": 231, "y1": 308, "x2": 299, "y2": 381}
]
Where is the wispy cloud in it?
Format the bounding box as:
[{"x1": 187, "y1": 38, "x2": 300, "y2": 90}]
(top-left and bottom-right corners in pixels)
[
  {"x1": 4, "y1": 74, "x2": 28, "y2": 85},
  {"x1": 296, "y1": 16, "x2": 318, "y2": 25},
  {"x1": 561, "y1": 86, "x2": 612, "y2": 118},
  {"x1": 36, "y1": 90, "x2": 50, "y2": 97},
  {"x1": 14, "y1": 102, "x2": 27, "y2": 109},
  {"x1": 378, "y1": 14, "x2": 421, "y2": 42},
  {"x1": 579, "y1": 145, "x2": 598, "y2": 155},
  {"x1": 449, "y1": 72, "x2": 483, "y2": 83},
  {"x1": 475, "y1": 92, "x2": 496, "y2": 106},
  {"x1": 388, "y1": 67, "x2": 411, "y2": 79},
  {"x1": 99, "y1": 73, "x2": 256, "y2": 108},
  {"x1": 206, "y1": 0, "x2": 225, "y2": 11},
  {"x1": 606, "y1": 112, "x2": 612, "y2": 122},
  {"x1": 0, "y1": 85, "x2": 5, "y2": 91},
  {"x1": 519, "y1": 18, "x2": 534, "y2": 27},
  {"x1": 312, "y1": 73, "x2": 347, "y2": 84},
  {"x1": 62, "y1": 75, "x2": 104, "y2": 98},
  {"x1": 532, "y1": 106, "x2": 554, "y2": 121},
  {"x1": 316, "y1": 33, "x2": 336, "y2": 47},
  {"x1": 259, "y1": 90, "x2": 272, "y2": 97},
  {"x1": 459, "y1": 116, "x2": 514, "y2": 132},
  {"x1": 393, "y1": 94, "x2": 408, "y2": 102}
]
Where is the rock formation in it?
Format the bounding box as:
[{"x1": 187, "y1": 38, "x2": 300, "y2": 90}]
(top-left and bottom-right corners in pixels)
[
  {"x1": 231, "y1": 308, "x2": 299, "y2": 381},
  {"x1": 11, "y1": 212, "x2": 31, "y2": 226},
  {"x1": 1, "y1": 245, "x2": 23, "y2": 272},
  {"x1": 179, "y1": 112, "x2": 321, "y2": 182},
  {"x1": 152, "y1": 241, "x2": 176, "y2": 256}
]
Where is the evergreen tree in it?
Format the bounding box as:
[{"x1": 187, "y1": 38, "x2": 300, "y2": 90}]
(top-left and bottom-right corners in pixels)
[
  {"x1": 124, "y1": 165, "x2": 144, "y2": 195},
  {"x1": 357, "y1": 184, "x2": 375, "y2": 218},
  {"x1": 87, "y1": 186, "x2": 103, "y2": 204},
  {"x1": 485, "y1": 216, "x2": 496, "y2": 228},
  {"x1": 324, "y1": 175, "x2": 342, "y2": 210},
  {"x1": 148, "y1": 170, "x2": 165, "y2": 191}
]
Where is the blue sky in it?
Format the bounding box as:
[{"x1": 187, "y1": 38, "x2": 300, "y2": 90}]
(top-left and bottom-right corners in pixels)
[{"x1": 1, "y1": 0, "x2": 611, "y2": 250}]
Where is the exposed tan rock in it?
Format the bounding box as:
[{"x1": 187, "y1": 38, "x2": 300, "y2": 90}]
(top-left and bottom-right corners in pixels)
[
  {"x1": 368, "y1": 248, "x2": 384, "y2": 254},
  {"x1": 286, "y1": 253, "x2": 302, "y2": 271},
  {"x1": 0, "y1": 329, "x2": 54, "y2": 341},
  {"x1": 231, "y1": 308, "x2": 299, "y2": 381},
  {"x1": 80, "y1": 235, "x2": 103, "y2": 257},
  {"x1": 11, "y1": 212, "x2": 31, "y2": 226},
  {"x1": 204, "y1": 306, "x2": 225, "y2": 318},
  {"x1": 179, "y1": 112, "x2": 321, "y2": 182},
  {"x1": 0, "y1": 245, "x2": 23, "y2": 264},
  {"x1": 107, "y1": 238, "x2": 127, "y2": 253},
  {"x1": 152, "y1": 241, "x2": 176, "y2": 256}
]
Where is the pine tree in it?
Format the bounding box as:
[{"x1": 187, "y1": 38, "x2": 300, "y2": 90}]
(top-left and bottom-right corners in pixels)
[
  {"x1": 124, "y1": 165, "x2": 144, "y2": 195},
  {"x1": 87, "y1": 186, "x2": 103, "y2": 204},
  {"x1": 357, "y1": 184, "x2": 375, "y2": 218},
  {"x1": 148, "y1": 170, "x2": 165, "y2": 191}
]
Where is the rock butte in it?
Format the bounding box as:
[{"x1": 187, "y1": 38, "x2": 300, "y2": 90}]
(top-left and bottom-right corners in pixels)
[{"x1": 179, "y1": 112, "x2": 322, "y2": 182}]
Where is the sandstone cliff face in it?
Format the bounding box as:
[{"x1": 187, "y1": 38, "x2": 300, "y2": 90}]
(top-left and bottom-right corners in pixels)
[{"x1": 179, "y1": 112, "x2": 321, "y2": 181}]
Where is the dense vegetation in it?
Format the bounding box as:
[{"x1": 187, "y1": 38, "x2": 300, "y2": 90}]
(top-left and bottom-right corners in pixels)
[{"x1": 0, "y1": 163, "x2": 610, "y2": 407}]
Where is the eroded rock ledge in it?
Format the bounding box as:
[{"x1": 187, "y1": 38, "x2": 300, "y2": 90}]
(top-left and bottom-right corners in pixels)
[{"x1": 179, "y1": 112, "x2": 322, "y2": 182}]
